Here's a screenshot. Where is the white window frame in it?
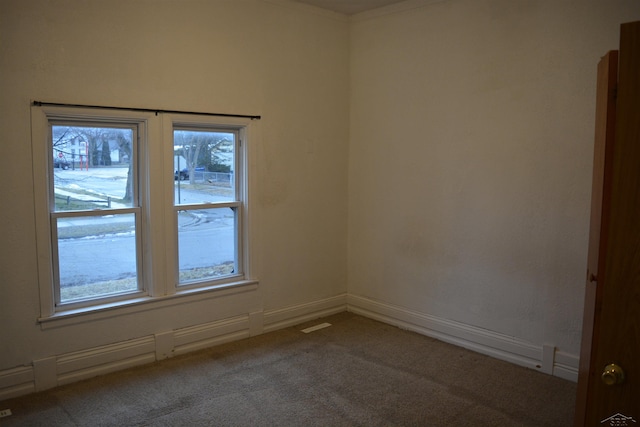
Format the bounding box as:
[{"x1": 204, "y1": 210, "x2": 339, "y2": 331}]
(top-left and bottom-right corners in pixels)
[
  {"x1": 49, "y1": 120, "x2": 146, "y2": 310},
  {"x1": 31, "y1": 105, "x2": 258, "y2": 323},
  {"x1": 162, "y1": 114, "x2": 253, "y2": 294}
]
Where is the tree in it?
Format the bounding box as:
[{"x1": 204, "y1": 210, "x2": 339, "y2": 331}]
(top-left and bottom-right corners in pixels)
[
  {"x1": 113, "y1": 129, "x2": 133, "y2": 203},
  {"x1": 174, "y1": 130, "x2": 234, "y2": 181},
  {"x1": 51, "y1": 125, "x2": 134, "y2": 203},
  {"x1": 100, "y1": 133, "x2": 112, "y2": 166},
  {"x1": 175, "y1": 130, "x2": 222, "y2": 184}
]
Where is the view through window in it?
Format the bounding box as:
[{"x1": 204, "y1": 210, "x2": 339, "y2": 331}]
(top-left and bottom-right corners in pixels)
[
  {"x1": 173, "y1": 129, "x2": 241, "y2": 285},
  {"x1": 51, "y1": 124, "x2": 140, "y2": 304}
]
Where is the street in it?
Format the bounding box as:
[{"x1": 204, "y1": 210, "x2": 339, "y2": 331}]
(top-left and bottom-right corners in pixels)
[
  {"x1": 58, "y1": 221, "x2": 234, "y2": 287},
  {"x1": 54, "y1": 167, "x2": 236, "y2": 289}
]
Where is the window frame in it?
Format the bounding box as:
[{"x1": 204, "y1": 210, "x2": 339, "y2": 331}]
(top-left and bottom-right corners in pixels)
[
  {"x1": 32, "y1": 105, "x2": 257, "y2": 322},
  {"x1": 48, "y1": 121, "x2": 145, "y2": 309},
  {"x1": 165, "y1": 117, "x2": 249, "y2": 292},
  {"x1": 171, "y1": 122, "x2": 246, "y2": 292}
]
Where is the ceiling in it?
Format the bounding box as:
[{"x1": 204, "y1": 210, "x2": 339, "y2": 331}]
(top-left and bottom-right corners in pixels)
[{"x1": 292, "y1": 0, "x2": 408, "y2": 15}]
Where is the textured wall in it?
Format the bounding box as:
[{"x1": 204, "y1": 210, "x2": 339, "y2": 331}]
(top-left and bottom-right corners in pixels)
[
  {"x1": 0, "y1": 0, "x2": 349, "y2": 369},
  {"x1": 348, "y1": 0, "x2": 640, "y2": 356}
]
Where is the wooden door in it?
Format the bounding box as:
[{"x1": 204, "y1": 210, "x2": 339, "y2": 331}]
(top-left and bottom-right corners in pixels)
[{"x1": 575, "y1": 21, "x2": 640, "y2": 426}]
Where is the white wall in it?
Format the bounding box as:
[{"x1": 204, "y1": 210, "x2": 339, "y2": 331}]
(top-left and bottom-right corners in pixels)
[
  {"x1": 349, "y1": 0, "x2": 640, "y2": 363},
  {"x1": 3, "y1": 0, "x2": 640, "y2": 396},
  {"x1": 0, "y1": 0, "x2": 349, "y2": 373}
]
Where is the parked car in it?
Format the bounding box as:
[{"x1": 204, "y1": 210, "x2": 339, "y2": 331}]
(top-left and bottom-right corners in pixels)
[
  {"x1": 54, "y1": 159, "x2": 70, "y2": 170},
  {"x1": 175, "y1": 168, "x2": 189, "y2": 180}
]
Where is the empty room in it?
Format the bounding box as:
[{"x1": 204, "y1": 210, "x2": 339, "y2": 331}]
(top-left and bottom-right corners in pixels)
[{"x1": 1, "y1": 0, "x2": 639, "y2": 425}]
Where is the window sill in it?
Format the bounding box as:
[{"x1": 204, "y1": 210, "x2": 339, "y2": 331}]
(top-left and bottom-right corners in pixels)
[{"x1": 38, "y1": 279, "x2": 259, "y2": 330}]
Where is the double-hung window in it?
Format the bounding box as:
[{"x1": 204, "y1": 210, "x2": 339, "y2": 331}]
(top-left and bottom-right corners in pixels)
[
  {"x1": 32, "y1": 105, "x2": 255, "y2": 320},
  {"x1": 172, "y1": 126, "x2": 243, "y2": 287},
  {"x1": 49, "y1": 121, "x2": 143, "y2": 308}
]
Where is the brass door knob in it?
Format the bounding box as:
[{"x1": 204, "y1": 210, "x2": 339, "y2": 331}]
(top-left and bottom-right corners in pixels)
[{"x1": 601, "y1": 363, "x2": 625, "y2": 385}]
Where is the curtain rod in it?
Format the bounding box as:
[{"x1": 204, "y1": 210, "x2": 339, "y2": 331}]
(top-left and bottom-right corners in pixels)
[{"x1": 32, "y1": 101, "x2": 261, "y2": 120}]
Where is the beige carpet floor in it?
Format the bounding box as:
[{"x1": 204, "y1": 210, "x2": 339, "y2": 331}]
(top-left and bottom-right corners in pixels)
[{"x1": 0, "y1": 312, "x2": 576, "y2": 426}]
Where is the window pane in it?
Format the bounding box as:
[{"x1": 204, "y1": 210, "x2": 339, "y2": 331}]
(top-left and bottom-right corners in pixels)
[
  {"x1": 57, "y1": 214, "x2": 139, "y2": 302},
  {"x1": 174, "y1": 130, "x2": 235, "y2": 205},
  {"x1": 52, "y1": 125, "x2": 134, "y2": 212},
  {"x1": 177, "y1": 208, "x2": 236, "y2": 284}
]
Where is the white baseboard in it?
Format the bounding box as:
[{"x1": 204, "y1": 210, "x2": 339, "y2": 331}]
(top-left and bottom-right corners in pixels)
[
  {"x1": 55, "y1": 336, "x2": 157, "y2": 387},
  {"x1": 347, "y1": 294, "x2": 579, "y2": 382},
  {"x1": 0, "y1": 294, "x2": 348, "y2": 400},
  {"x1": 173, "y1": 315, "x2": 250, "y2": 356},
  {"x1": 0, "y1": 292, "x2": 578, "y2": 401},
  {"x1": 262, "y1": 293, "x2": 348, "y2": 332},
  {"x1": 553, "y1": 350, "x2": 580, "y2": 382},
  {"x1": 0, "y1": 366, "x2": 34, "y2": 401}
]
